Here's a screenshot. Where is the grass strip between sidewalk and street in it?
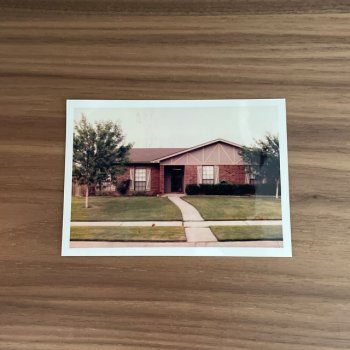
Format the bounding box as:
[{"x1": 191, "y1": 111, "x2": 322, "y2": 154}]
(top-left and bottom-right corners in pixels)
[
  {"x1": 210, "y1": 225, "x2": 283, "y2": 241},
  {"x1": 71, "y1": 226, "x2": 186, "y2": 242}
]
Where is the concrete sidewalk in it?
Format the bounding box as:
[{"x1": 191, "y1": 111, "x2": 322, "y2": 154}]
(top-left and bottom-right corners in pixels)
[
  {"x1": 71, "y1": 221, "x2": 183, "y2": 227},
  {"x1": 71, "y1": 220, "x2": 282, "y2": 227},
  {"x1": 71, "y1": 218, "x2": 282, "y2": 244},
  {"x1": 184, "y1": 220, "x2": 282, "y2": 227},
  {"x1": 185, "y1": 227, "x2": 217, "y2": 242},
  {"x1": 71, "y1": 240, "x2": 283, "y2": 248}
]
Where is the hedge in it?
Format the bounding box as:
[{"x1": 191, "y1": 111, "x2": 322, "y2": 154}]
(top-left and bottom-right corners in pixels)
[
  {"x1": 255, "y1": 183, "x2": 281, "y2": 196},
  {"x1": 185, "y1": 184, "x2": 201, "y2": 195},
  {"x1": 185, "y1": 183, "x2": 255, "y2": 195},
  {"x1": 185, "y1": 183, "x2": 280, "y2": 196},
  {"x1": 117, "y1": 179, "x2": 131, "y2": 195}
]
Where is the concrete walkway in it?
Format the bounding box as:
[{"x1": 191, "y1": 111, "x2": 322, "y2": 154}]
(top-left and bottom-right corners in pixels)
[
  {"x1": 166, "y1": 194, "x2": 204, "y2": 221},
  {"x1": 163, "y1": 194, "x2": 218, "y2": 242}
]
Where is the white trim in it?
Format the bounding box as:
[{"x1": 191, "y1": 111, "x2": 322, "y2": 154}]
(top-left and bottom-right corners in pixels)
[
  {"x1": 129, "y1": 167, "x2": 135, "y2": 191},
  {"x1": 197, "y1": 165, "x2": 202, "y2": 185},
  {"x1": 62, "y1": 99, "x2": 291, "y2": 257},
  {"x1": 146, "y1": 168, "x2": 151, "y2": 191},
  {"x1": 214, "y1": 165, "x2": 219, "y2": 184}
]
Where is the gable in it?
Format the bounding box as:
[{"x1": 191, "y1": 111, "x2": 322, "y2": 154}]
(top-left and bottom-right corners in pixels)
[{"x1": 160, "y1": 142, "x2": 244, "y2": 165}]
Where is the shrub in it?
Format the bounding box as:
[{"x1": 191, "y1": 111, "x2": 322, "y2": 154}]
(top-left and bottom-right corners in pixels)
[
  {"x1": 233, "y1": 184, "x2": 256, "y2": 195},
  {"x1": 255, "y1": 183, "x2": 281, "y2": 196},
  {"x1": 185, "y1": 183, "x2": 256, "y2": 195},
  {"x1": 199, "y1": 184, "x2": 215, "y2": 195},
  {"x1": 185, "y1": 184, "x2": 200, "y2": 195},
  {"x1": 117, "y1": 179, "x2": 131, "y2": 195},
  {"x1": 132, "y1": 191, "x2": 148, "y2": 196}
]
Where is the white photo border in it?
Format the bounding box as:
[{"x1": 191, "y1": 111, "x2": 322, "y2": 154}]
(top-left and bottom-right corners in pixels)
[{"x1": 62, "y1": 99, "x2": 292, "y2": 257}]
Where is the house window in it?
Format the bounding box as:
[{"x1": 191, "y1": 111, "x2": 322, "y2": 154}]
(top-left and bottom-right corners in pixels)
[
  {"x1": 202, "y1": 166, "x2": 214, "y2": 184},
  {"x1": 134, "y1": 168, "x2": 147, "y2": 191}
]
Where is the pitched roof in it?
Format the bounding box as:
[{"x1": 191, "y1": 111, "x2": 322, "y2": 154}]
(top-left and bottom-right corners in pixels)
[
  {"x1": 128, "y1": 139, "x2": 243, "y2": 164},
  {"x1": 128, "y1": 148, "x2": 187, "y2": 163},
  {"x1": 151, "y1": 139, "x2": 243, "y2": 162}
]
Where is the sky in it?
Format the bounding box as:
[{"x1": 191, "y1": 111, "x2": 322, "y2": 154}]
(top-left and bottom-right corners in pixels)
[{"x1": 74, "y1": 106, "x2": 279, "y2": 148}]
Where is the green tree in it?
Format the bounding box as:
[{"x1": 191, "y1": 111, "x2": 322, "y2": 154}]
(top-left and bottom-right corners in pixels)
[
  {"x1": 240, "y1": 135, "x2": 280, "y2": 198},
  {"x1": 73, "y1": 116, "x2": 132, "y2": 208}
]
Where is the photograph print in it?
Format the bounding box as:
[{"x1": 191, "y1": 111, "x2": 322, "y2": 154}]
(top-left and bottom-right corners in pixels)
[{"x1": 62, "y1": 99, "x2": 291, "y2": 256}]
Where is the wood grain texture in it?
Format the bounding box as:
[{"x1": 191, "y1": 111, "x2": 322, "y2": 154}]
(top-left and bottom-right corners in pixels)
[{"x1": 0, "y1": 1, "x2": 349, "y2": 349}]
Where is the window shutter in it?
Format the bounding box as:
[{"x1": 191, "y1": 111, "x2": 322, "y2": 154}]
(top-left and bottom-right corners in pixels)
[
  {"x1": 197, "y1": 166, "x2": 202, "y2": 184},
  {"x1": 245, "y1": 171, "x2": 250, "y2": 184},
  {"x1": 146, "y1": 168, "x2": 151, "y2": 191},
  {"x1": 214, "y1": 166, "x2": 219, "y2": 184},
  {"x1": 129, "y1": 167, "x2": 134, "y2": 191}
]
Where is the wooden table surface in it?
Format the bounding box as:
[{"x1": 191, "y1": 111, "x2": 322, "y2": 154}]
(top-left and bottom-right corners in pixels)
[{"x1": 1, "y1": 1, "x2": 349, "y2": 349}]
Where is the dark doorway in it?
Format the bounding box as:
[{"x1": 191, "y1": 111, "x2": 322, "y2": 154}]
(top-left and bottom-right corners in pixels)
[
  {"x1": 171, "y1": 168, "x2": 183, "y2": 192},
  {"x1": 164, "y1": 166, "x2": 184, "y2": 193}
]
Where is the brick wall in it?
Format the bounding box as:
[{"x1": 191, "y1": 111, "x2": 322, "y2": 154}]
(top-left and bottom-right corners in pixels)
[
  {"x1": 117, "y1": 168, "x2": 130, "y2": 183},
  {"x1": 184, "y1": 165, "x2": 197, "y2": 187},
  {"x1": 218, "y1": 165, "x2": 247, "y2": 184},
  {"x1": 159, "y1": 164, "x2": 165, "y2": 194},
  {"x1": 150, "y1": 165, "x2": 160, "y2": 194},
  {"x1": 117, "y1": 165, "x2": 160, "y2": 195},
  {"x1": 115, "y1": 164, "x2": 247, "y2": 195},
  {"x1": 183, "y1": 164, "x2": 247, "y2": 188}
]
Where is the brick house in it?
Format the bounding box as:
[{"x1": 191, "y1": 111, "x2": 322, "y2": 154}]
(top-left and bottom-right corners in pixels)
[{"x1": 117, "y1": 139, "x2": 249, "y2": 195}]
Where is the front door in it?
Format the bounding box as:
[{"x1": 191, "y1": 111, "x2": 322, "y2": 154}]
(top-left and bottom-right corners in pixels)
[{"x1": 171, "y1": 168, "x2": 183, "y2": 192}]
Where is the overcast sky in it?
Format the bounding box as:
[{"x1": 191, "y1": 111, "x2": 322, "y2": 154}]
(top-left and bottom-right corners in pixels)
[{"x1": 75, "y1": 106, "x2": 279, "y2": 148}]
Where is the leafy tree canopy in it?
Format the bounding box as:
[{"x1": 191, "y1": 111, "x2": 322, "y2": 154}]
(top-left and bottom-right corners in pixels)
[
  {"x1": 73, "y1": 116, "x2": 132, "y2": 207},
  {"x1": 240, "y1": 135, "x2": 280, "y2": 198}
]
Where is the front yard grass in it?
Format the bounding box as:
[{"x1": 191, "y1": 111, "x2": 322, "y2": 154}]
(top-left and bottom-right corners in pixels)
[
  {"x1": 71, "y1": 226, "x2": 186, "y2": 242},
  {"x1": 210, "y1": 225, "x2": 283, "y2": 241},
  {"x1": 183, "y1": 196, "x2": 281, "y2": 220},
  {"x1": 71, "y1": 196, "x2": 182, "y2": 221}
]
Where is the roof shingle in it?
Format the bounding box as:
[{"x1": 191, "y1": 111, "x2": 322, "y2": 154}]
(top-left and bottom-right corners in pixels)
[
  {"x1": 128, "y1": 148, "x2": 187, "y2": 163},
  {"x1": 127, "y1": 139, "x2": 243, "y2": 163}
]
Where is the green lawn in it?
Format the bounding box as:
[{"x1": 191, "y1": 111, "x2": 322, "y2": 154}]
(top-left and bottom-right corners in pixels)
[
  {"x1": 210, "y1": 225, "x2": 283, "y2": 241},
  {"x1": 71, "y1": 197, "x2": 182, "y2": 221},
  {"x1": 183, "y1": 196, "x2": 281, "y2": 220},
  {"x1": 71, "y1": 226, "x2": 186, "y2": 241}
]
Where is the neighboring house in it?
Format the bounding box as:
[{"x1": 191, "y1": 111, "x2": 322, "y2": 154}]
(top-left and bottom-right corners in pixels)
[{"x1": 116, "y1": 139, "x2": 250, "y2": 195}]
